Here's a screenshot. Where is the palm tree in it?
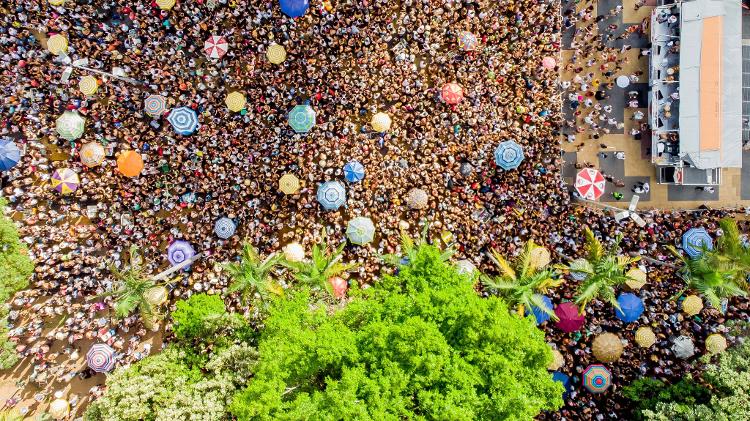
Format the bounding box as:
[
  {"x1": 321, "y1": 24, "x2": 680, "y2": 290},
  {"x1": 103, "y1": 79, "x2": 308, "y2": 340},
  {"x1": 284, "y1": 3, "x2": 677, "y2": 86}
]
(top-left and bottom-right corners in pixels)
[
  {"x1": 224, "y1": 241, "x2": 283, "y2": 308},
  {"x1": 556, "y1": 227, "x2": 640, "y2": 312},
  {"x1": 482, "y1": 240, "x2": 562, "y2": 318},
  {"x1": 104, "y1": 245, "x2": 160, "y2": 324},
  {"x1": 282, "y1": 231, "x2": 357, "y2": 297},
  {"x1": 381, "y1": 223, "x2": 454, "y2": 267},
  {"x1": 713, "y1": 218, "x2": 750, "y2": 289}
]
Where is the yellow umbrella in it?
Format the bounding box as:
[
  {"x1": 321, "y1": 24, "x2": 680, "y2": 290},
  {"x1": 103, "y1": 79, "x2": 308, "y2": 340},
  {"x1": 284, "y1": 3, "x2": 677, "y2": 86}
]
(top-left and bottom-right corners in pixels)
[
  {"x1": 279, "y1": 173, "x2": 300, "y2": 195},
  {"x1": 529, "y1": 245, "x2": 551, "y2": 269},
  {"x1": 705, "y1": 334, "x2": 727, "y2": 354},
  {"x1": 145, "y1": 286, "x2": 168, "y2": 306},
  {"x1": 47, "y1": 34, "x2": 68, "y2": 55},
  {"x1": 79, "y1": 142, "x2": 105, "y2": 167},
  {"x1": 225, "y1": 91, "x2": 246, "y2": 112},
  {"x1": 266, "y1": 44, "x2": 287, "y2": 64},
  {"x1": 625, "y1": 268, "x2": 647, "y2": 290},
  {"x1": 371, "y1": 112, "x2": 392, "y2": 133},
  {"x1": 592, "y1": 333, "x2": 624, "y2": 363},
  {"x1": 49, "y1": 0, "x2": 65, "y2": 5},
  {"x1": 156, "y1": 0, "x2": 176, "y2": 10},
  {"x1": 547, "y1": 349, "x2": 564, "y2": 371},
  {"x1": 635, "y1": 326, "x2": 656, "y2": 348},
  {"x1": 78, "y1": 75, "x2": 99, "y2": 96},
  {"x1": 682, "y1": 295, "x2": 703, "y2": 316},
  {"x1": 49, "y1": 398, "x2": 70, "y2": 419}
]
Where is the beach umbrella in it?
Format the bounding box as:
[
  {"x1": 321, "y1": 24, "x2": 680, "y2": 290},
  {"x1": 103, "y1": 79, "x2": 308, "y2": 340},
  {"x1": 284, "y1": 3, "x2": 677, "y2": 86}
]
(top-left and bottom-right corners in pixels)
[
  {"x1": 86, "y1": 343, "x2": 115, "y2": 373},
  {"x1": 568, "y1": 258, "x2": 592, "y2": 281},
  {"x1": 459, "y1": 162, "x2": 473, "y2": 177},
  {"x1": 346, "y1": 216, "x2": 375, "y2": 245},
  {"x1": 705, "y1": 334, "x2": 727, "y2": 354},
  {"x1": 575, "y1": 168, "x2": 606, "y2": 200},
  {"x1": 682, "y1": 228, "x2": 713, "y2": 258},
  {"x1": 266, "y1": 44, "x2": 287, "y2": 64},
  {"x1": 615, "y1": 293, "x2": 644, "y2": 323},
  {"x1": 288, "y1": 104, "x2": 316, "y2": 133},
  {"x1": 592, "y1": 333, "x2": 624, "y2": 363},
  {"x1": 671, "y1": 335, "x2": 695, "y2": 359},
  {"x1": 616, "y1": 75, "x2": 631, "y2": 88},
  {"x1": 56, "y1": 111, "x2": 85, "y2": 140},
  {"x1": 51, "y1": 168, "x2": 79, "y2": 195},
  {"x1": 156, "y1": 0, "x2": 176, "y2": 10},
  {"x1": 47, "y1": 34, "x2": 68, "y2": 55},
  {"x1": 145, "y1": 286, "x2": 168, "y2": 306},
  {"x1": 542, "y1": 56, "x2": 556, "y2": 69},
  {"x1": 49, "y1": 0, "x2": 66, "y2": 5},
  {"x1": 343, "y1": 160, "x2": 365, "y2": 183},
  {"x1": 167, "y1": 107, "x2": 199, "y2": 135},
  {"x1": 554, "y1": 302, "x2": 585, "y2": 333},
  {"x1": 553, "y1": 372, "x2": 573, "y2": 399},
  {"x1": 0, "y1": 139, "x2": 21, "y2": 171},
  {"x1": 330, "y1": 276, "x2": 347, "y2": 298},
  {"x1": 455, "y1": 259, "x2": 476, "y2": 276},
  {"x1": 79, "y1": 142, "x2": 105, "y2": 167},
  {"x1": 49, "y1": 396, "x2": 70, "y2": 419},
  {"x1": 547, "y1": 349, "x2": 565, "y2": 371},
  {"x1": 225, "y1": 91, "x2": 246, "y2": 112},
  {"x1": 526, "y1": 294, "x2": 553, "y2": 325},
  {"x1": 441, "y1": 82, "x2": 464, "y2": 105},
  {"x1": 582, "y1": 364, "x2": 612, "y2": 394},
  {"x1": 635, "y1": 326, "x2": 656, "y2": 348},
  {"x1": 405, "y1": 188, "x2": 429, "y2": 210},
  {"x1": 316, "y1": 181, "x2": 346, "y2": 211},
  {"x1": 457, "y1": 31, "x2": 479, "y2": 51},
  {"x1": 167, "y1": 240, "x2": 196, "y2": 268},
  {"x1": 279, "y1": 0, "x2": 309, "y2": 18},
  {"x1": 283, "y1": 242, "x2": 305, "y2": 262},
  {"x1": 279, "y1": 173, "x2": 300, "y2": 195},
  {"x1": 494, "y1": 140, "x2": 525, "y2": 170},
  {"x1": 117, "y1": 151, "x2": 144, "y2": 177},
  {"x1": 204, "y1": 35, "x2": 228, "y2": 59},
  {"x1": 682, "y1": 295, "x2": 703, "y2": 316},
  {"x1": 144, "y1": 95, "x2": 167, "y2": 118},
  {"x1": 371, "y1": 112, "x2": 392, "y2": 133},
  {"x1": 214, "y1": 217, "x2": 236, "y2": 239},
  {"x1": 78, "y1": 75, "x2": 98, "y2": 96},
  {"x1": 625, "y1": 268, "x2": 647, "y2": 290},
  {"x1": 529, "y1": 246, "x2": 551, "y2": 269}
]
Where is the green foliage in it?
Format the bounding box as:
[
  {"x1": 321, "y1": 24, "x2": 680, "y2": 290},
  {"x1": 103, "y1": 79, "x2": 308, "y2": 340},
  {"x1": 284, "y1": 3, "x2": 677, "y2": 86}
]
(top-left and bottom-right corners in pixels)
[
  {"x1": 224, "y1": 241, "x2": 283, "y2": 311},
  {"x1": 104, "y1": 246, "x2": 159, "y2": 320},
  {"x1": 380, "y1": 224, "x2": 454, "y2": 268},
  {"x1": 622, "y1": 377, "x2": 710, "y2": 420},
  {"x1": 715, "y1": 218, "x2": 750, "y2": 289},
  {"x1": 231, "y1": 244, "x2": 563, "y2": 420},
  {"x1": 172, "y1": 293, "x2": 246, "y2": 348},
  {"x1": 0, "y1": 199, "x2": 34, "y2": 302},
  {"x1": 0, "y1": 305, "x2": 19, "y2": 370},
  {"x1": 282, "y1": 231, "x2": 357, "y2": 297}
]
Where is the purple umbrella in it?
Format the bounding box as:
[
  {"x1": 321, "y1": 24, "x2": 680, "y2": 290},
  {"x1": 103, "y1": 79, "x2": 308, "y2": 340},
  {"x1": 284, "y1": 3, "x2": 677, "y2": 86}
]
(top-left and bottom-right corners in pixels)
[
  {"x1": 167, "y1": 240, "x2": 196, "y2": 268},
  {"x1": 554, "y1": 302, "x2": 585, "y2": 333}
]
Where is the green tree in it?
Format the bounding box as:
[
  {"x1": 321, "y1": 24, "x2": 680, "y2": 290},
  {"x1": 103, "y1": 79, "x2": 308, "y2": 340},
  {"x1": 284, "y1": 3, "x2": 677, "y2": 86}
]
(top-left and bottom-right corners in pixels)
[
  {"x1": 622, "y1": 377, "x2": 710, "y2": 420},
  {"x1": 282, "y1": 231, "x2": 356, "y2": 298},
  {"x1": 231, "y1": 244, "x2": 563, "y2": 420},
  {"x1": 171, "y1": 293, "x2": 246, "y2": 347},
  {"x1": 381, "y1": 224, "x2": 454, "y2": 268},
  {"x1": 0, "y1": 199, "x2": 34, "y2": 299},
  {"x1": 482, "y1": 240, "x2": 562, "y2": 318},
  {"x1": 713, "y1": 218, "x2": 750, "y2": 289},
  {"x1": 104, "y1": 246, "x2": 160, "y2": 324},
  {"x1": 224, "y1": 241, "x2": 283, "y2": 310}
]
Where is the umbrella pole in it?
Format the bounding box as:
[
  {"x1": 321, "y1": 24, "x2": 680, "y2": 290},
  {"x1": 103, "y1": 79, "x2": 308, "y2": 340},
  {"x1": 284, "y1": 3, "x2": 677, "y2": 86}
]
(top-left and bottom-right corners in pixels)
[{"x1": 151, "y1": 252, "x2": 203, "y2": 282}]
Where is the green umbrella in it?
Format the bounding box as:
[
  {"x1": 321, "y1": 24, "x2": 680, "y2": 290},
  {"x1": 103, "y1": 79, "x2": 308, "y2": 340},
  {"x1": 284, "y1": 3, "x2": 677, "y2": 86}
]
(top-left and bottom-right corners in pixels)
[
  {"x1": 288, "y1": 105, "x2": 316, "y2": 133},
  {"x1": 346, "y1": 216, "x2": 375, "y2": 245},
  {"x1": 56, "y1": 111, "x2": 86, "y2": 141}
]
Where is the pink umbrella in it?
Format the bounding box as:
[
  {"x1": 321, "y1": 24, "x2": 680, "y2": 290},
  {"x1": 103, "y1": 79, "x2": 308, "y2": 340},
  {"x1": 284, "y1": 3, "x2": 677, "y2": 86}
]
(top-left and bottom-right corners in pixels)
[
  {"x1": 542, "y1": 56, "x2": 556, "y2": 69},
  {"x1": 204, "y1": 35, "x2": 228, "y2": 59},
  {"x1": 575, "y1": 168, "x2": 606, "y2": 200},
  {"x1": 441, "y1": 82, "x2": 464, "y2": 105},
  {"x1": 555, "y1": 302, "x2": 585, "y2": 333}
]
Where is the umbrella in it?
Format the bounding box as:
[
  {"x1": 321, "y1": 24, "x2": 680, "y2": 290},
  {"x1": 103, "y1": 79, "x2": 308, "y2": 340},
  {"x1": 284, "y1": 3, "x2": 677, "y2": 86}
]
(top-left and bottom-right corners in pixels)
[
  {"x1": 457, "y1": 31, "x2": 479, "y2": 51},
  {"x1": 49, "y1": 0, "x2": 66, "y2": 5},
  {"x1": 682, "y1": 228, "x2": 713, "y2": 258},
  {"x1": 547, "y1": 349, "x2": 565, "y2": 371},
  {"x1": 79, "y1": 142, "x2": 105, "y2": 167},
  {"x1": 552, "y1": 372, "x2": 573, "y2": 399},
  {"x1": 204, "y1": 35, "x2": 228, "y2": 59},
  {"x1": 615, "y1": 293, "x2": 644, "y2": 323},
  {"x1": 145, "y1": 286, "x2": 168, "y2": 306},
  {"x1": 494, "y1": 140, "x2": 525, "y2": 170},
  {"x1": 330, "y1": 276, "x2": 347, "y2": 298},
  {"x1": 568, "y1": 258, "x2": 592, "y2": 281},
  {"x1": 266, "y1": 44, "x2": 287, "y2": 64},
  {"x1": 56, "y1": 111, "x2": 85, "y2": 140},
  {"x1": 441, "y1": 82, "x2": 464, "y2": 105},
  {"x1": 542, "y1": 56, "x2": 556, "y2": 69},
  {"x1": 317, "y1": 181, "x2": 346, "y2": 211},
  {"x1": 47, "y1": 34, "x2": 68, "y2": 55},
  {"x1": 86, "y1": 343, "x2": 116, "y2": 373},
  {"x1": 529, "y1": 246, "x2": 551, "y2": 269},
  {"x1": 682, "y1": 295, "x2": 703, "y2": 316},
  {"x1": 459, "y1": 162, "x2": 473, "y2": 176},
  {"x1": 225, "y1": 92, "x2": 246, "y2": 112},
  {"x1": 0, "y1": 139, "x2": 21, "y2": 171},
  {"x1": 526, "y1": 294, "x2": 553, "y2": 325},
  {"x1": 405, "y1": 188, "x2": 429, "y2": 210},
  {"x1": 343, "y1": 161, "x2": 365, "y2": 183},
  {"x1": 583, "y1": 364, "x2": 612, "y2": 393},
  {"x1": 671, "y1": 335, "x2": 695, "y2": 359},
  {"x1": 117, "y1": 151, "x2": 144, "y2": 177},
  {"x1": 214, "y1": 217, "x2": 236, "y2": 239},
  {"x1": 575, "y1": 168, "x2": 606, "y2": 200},
  {"x1": 592, "y1": 332, "x2": 623, "y2": 363},
  {"x1": 554, "y1": 302, "x2": 585, "y2": 333},
  {"x1": 634, "y1": 326, "x2": 656, "y2": 348},
  {"x1": 283, "y1": 243, "x2": 305, "y2": 262},
  {"x1": 455, "y1": 259, "x2": 476, "y2": 276},
  {"x1": 371, "y1": 112, "x2": 392, "y2": 133},
  {"x1": 279, "y1": 173, "x2": 300, "y2": 195},
  {"x1": 625, "y1": 268, "x2": 647, "y2": 290},
  {"x1": 78, "y1": 76, "x2": 98, "y2": 96},
  {"x1": 705, "y1": 334, "x2": 727, "y2": 354},
  {"x1": 156, "y1": 0, "x2": 175, "y2": 10},
  {"x1": 49, "y1": 397, "x2": 70, "y2": 419},
  {"x1": 51, "y1": 168, "x2": 79, "y2": 195},
  {"x1": 279, "y1": 0, "x2": 309, "y2": 18},
  {"x1": 167, "y1": 107, "x2": 199, "y2": 135},
  {"x1": 167, "y1": 240, "x2": 196, "y2": 268},
  {"x1": 288, "y1": 105, "x2": 316, "y2": 133},
  {"x1": 346, "y1": 217, "x2": 375, "y2": 245},
  {"x1": 616, "y1": 75, "x2": 631, "y2": 88},
  {"x1": 144, "y1": 95, "x2": 167, "y2": 118}
]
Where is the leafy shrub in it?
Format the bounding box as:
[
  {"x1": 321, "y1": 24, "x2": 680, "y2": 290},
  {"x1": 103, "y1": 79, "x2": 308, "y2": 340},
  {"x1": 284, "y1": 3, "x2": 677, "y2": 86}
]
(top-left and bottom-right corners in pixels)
[
  {"x1": 622, "y1": 377, "x2": 710, "y2": 420},
  {"x1": 171, "y1": 293, "x2": 246, "y2": 347}
]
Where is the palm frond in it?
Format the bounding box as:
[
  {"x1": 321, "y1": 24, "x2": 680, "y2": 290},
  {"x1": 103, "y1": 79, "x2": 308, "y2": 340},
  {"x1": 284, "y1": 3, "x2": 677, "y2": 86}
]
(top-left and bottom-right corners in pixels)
[
  {"x1": 584, "y1": 227, "x2": 603, "y2": 262},
  {"x1": 489, "y1": 248, "x2": 516, "y2": 280}
]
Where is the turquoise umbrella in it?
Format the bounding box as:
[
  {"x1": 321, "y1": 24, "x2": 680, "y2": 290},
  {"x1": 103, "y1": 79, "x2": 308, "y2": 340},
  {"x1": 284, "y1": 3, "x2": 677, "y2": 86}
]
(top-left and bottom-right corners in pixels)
[
  {"x1": 288, "y1": 105, "x2": 316, "y2": 133},
  {"x1": 317, "y1": 181, "x2": 346, "y2": 211},
  {"x1": 346, "y1": 217, "x2": 375, "y2": 245}
]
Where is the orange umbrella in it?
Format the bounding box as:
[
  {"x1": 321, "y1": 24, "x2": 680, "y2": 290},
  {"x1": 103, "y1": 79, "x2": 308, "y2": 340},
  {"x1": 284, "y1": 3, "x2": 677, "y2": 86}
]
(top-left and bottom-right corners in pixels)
[{"x1": 117, "y1": 151, "x2": 144, "y2": 177}]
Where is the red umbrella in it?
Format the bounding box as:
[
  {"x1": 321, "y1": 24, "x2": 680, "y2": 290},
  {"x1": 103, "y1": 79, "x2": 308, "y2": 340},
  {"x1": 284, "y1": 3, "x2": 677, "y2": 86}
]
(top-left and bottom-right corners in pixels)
[
  {"x1": 441, "y1": 82, "x2": 464, "y2": 105},
  {"x1": 555, "y1": 302, "x2": 585, "y2": 332}
]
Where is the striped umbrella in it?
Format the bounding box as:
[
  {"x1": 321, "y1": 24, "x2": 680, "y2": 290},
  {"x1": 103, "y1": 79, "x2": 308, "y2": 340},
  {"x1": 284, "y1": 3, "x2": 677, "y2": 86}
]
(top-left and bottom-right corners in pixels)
[
  {"x1": 86, "y1": 343, "x2": 116, "y2": 373},
  {"x1": 634, "y1": 326, "x2": 656, "y2": 348},
  {"x1": 56, "y1": 111, "x2": 85, "y2": 140},
  {"x1": 0, "y1": 139, "x2": 21, "y2": 171},
  {"x1": 167, "y1": 107, "x2": 198, "y2": 135},
  {"x1": 266, "y1": 44, "x2": 287, "y2": 64},
  {"x1": 457, "y1": 31, "x2": 479, "y2": 51},
  {"x1": 582, "y1": 364, "x2": 611, "y2": 393},
  {"x1": 144, "y1": 95, "x2": 167, "y2": 118},
  {"x1": 682, "y1": 227, "x2": 713, "y2": 258},
  {"x1": 494, "y1": 140, "x2": 525, "y2": 170},
  {"x1": 288, "y1": 105, "x2": 316, "y2": 133},
  {"x1": 225, "y1": 92, "x2": 246, "y2": 112},
  {"x1": 78, "y1": 76, "x2": 98, "y2": 96},
  {"x1": 343, "y1": 161, "x2": 365, "y2": 183},
  {"x1": 575, "y1": 168, "x2": 606, "y2": 200},
  {"x1": 51, "y1": 168, "x2": 79, "y2": 195},
  {"x1": 167, "y1": 240, "x2": 196, "y2": 267},
  {"x1": 156, "y1": 0, "x2": 176, "y2": 9},
  {"x1": 204, "y1": 35, "x2": 228, "y2": 59},
  {"x1": 279, "y1": 173, "x2": 300, "y2": 195},
  {"x1": 117, "y1": 151, "x2": 144, "y2": 177},
  {"x1": 346, "y1": 217, "x2": 375, "y2": 245},
  {"x1": 214, "y1": 217, "x2": 236, "y2": 239},
  {"x1": 279, "y1": 0, "x2": 309, "y2": 18},
  {"x1": 79, "y1": 142, "x2": 105, "y2": 167},
  {"x1": 371, "y1": 112, "x2": 391, "y2": 133},
  {"x1": 441, "y1": 82, "x2": 464, "y2": 105},
  {"x1": 47, "y1": 34, "x2": 68, "y2": 55},
  {"x1": 317, "y1": 181, "x2": 346, "y2": 211},
  {"x1": 682, "y1": 295, "x2": 703, "y2": 316}
]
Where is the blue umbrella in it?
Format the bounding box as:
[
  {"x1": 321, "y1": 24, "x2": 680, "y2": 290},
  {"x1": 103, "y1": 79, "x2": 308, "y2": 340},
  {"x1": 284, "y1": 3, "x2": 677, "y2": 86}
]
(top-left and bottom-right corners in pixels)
[
  {"x1": 167, "y1": 240, "x2": 196, "y2": 268},
  {"x1": 682, "y1": 227, "x2": 713, "y2": 258},
  {"x1": 279, "y1": 0, "x2": 309, "y2": 18},
  {"x1": 288, "y1": 105, "x2": 316, "y2": 133},
  {"x1": 526, "y1": 294, "x2": 553, "y2": 325},
  {"x1": 494, "y1": 140, "x2": 525, "y2": 170},
  {"x1": 343, "y1": 161, "x2": 365, "y2": 183},
  {"x1": 214, "y1": 217, "x2": 236, "y2": 239},
  {"x1": 0, "y1": 139, "x2": 20, "y2": 171},
  {"x1": 167, "y1": 107, "x2": 199, "y2": 136},
  {"x1": 552, "y1": 372, "x2": 572, "y2": 399},
  {"x1": 316, "y1": 181, "x2": 346, "y2": 211},
  {"x1": 615, "y1": 293, "x2": 644, "y2": 323}
]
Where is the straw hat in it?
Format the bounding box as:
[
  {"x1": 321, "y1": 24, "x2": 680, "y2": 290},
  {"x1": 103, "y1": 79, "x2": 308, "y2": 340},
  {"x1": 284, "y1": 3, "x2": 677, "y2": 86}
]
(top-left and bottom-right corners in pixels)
[
  {"x1": 547, "y1": 349, "x2": 565, "y2": 371},
  {"x1": 705, "y1": 334, "x2": 727, "y2": 355},
  {"x1": 592, "y1": 333, "x2": 624, "y2": 363},
  {"x1": 682, "y1": 295, "x2": 703, "y2": 316},
  {"x1": 634, "y1": 326, "x2": 656, "y2": 348}
]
